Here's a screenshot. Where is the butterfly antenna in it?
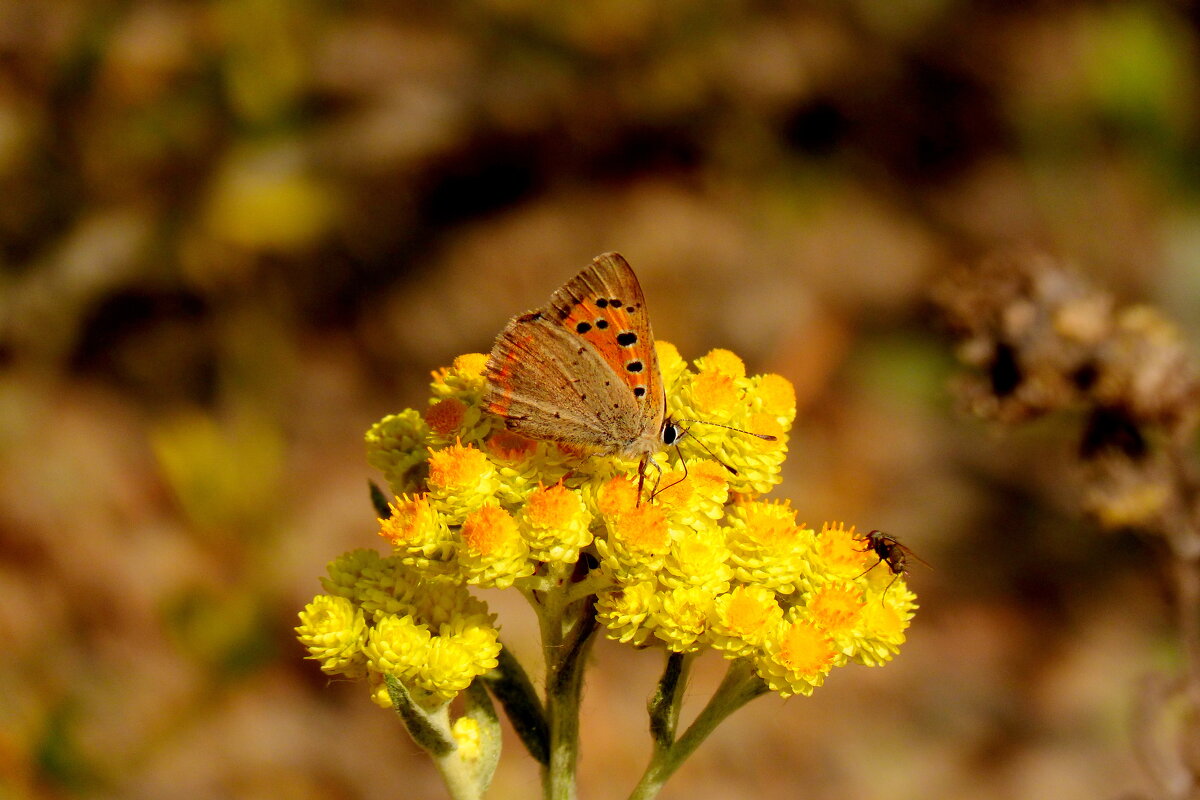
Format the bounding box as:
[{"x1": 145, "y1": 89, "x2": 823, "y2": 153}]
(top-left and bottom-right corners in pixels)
[
  {"x1": 675, "y1": 419, "x2": 778, "y2": 442},
  {"x1": 677, "y1": 423, "x2": 739, "y2": 475}
]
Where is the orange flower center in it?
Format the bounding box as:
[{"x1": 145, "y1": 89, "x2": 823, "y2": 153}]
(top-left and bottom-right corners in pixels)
[
  {"x1": 427, "y1": 443, "x2": 490, "y2": 489},
  {"x1": 740, "y1": 503, "x2": 800, "y2": 548},
  {"x1": 425, "y1": 398, "x2": 467, "y2": 435},
  {"x1": 700, "y1": 348, "x2": 746, "y2": 379},
  {"x1": 380, "y1": 495, "x2": 433, "y2": 545},
  {"x1": 808, "y1": 583, "x2": 865, "y2": 633},
  {"x1": 452, "y1": 352, "x2": 489, "y2": 377},
  {"x1": 723, "y1": 587, "x2": 779, "y2": 637},
  {"x1": 687, "y1": 460, "x2": 729, "y2": 497},
  {"x1": 816, "y1": 522, "x2": 871, "y2": 573},
  {"x1": 778, "y1": 621, "x2": 837, "y2": 676},
  {"x1": 691, "y1": 370, "x2": 739, "y2": 415},
  {"x1": 746, "y1": 413, "x2": 784, "y2": 450},
  {"x1": 523, "y1": 484, "x2": 579, "y2": 529},
  {"x1": 757, "y1": 374, "x2": 796, "y2": 417},
  {"x1": 613, "y1": 504, "x2": 670, "y2": 553},
  {"x1": 597, "y1": 476, "x2": 639, "y2": 518},
  {"x1": 461, "y1": 505, "x2": 518, "y2": 555}
]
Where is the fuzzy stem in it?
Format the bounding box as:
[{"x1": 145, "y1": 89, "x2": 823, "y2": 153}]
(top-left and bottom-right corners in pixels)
[
  {"x1": 385, "y1": 675, "x2": 481, "y2": 800},
  {"x1": 533, "y1": 562, "x2": 599, "y2": 800},
  {"x1": 628, "y1": 659, "x2": 768, "y2": 800},
  {"x1": 431, "y1": 748, "x2": 484, "y2": 800},
  {"x1": 647, "y1": 651, "x2": 692, "y2": 754}
]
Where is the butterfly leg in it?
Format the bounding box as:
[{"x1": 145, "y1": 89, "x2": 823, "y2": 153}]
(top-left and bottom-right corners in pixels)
[
  {"x1": 650, "y1": 445, "x2": 690, "y2": 502},
  {"x1": 643, "y1": 455, "x2": 662, "y2": 506},
  {"x1": 640, "y1": 456, "x2": 669, "y2": 505}
]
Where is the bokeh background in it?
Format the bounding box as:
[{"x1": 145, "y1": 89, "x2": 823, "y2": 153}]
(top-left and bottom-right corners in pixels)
[{"x1": 3, "y1": 1, "x2": 1199, "y2": 798}]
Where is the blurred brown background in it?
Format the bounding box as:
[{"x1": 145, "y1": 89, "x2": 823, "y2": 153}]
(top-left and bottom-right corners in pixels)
[{"x1": 2, "y1": 1, "x2": 1197, "y2": 798}]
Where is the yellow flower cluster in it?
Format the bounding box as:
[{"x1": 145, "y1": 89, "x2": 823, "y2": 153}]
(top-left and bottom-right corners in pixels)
[
  {"x1": 297, "y1": 548, "x2": 501, "y2": 708},
  {"x1": 297, "y1": 342, "x2": 917, "y2": 704}
]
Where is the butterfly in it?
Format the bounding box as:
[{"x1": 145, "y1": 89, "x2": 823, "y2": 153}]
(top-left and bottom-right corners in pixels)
[{"x1": 483, "y1": 252, "x2": 772, "y2": 496}]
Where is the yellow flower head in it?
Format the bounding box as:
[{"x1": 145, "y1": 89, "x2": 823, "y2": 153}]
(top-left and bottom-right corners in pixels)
[
  {"x1": 655, "y1": 340, "x2": 687, "y2": 387},
  {"x1": 754, "y1": 373, "x2": 798, "y2": 426},
  {"x1": 296, "y1": 595, "x2": 368, "y2": 678},
  {"x1": 695, "y1": 348, "x2": 747, "y2": 381},
  {"x1": 596, "y1": 502, "x2": 672, "y2": 582},
  {"x1": 686, "y1": 369, "x2": 742, "y2": 420},
  {"x1": 407, "y1": 617, "x2": 502, "y2": 704},
  {"x1": 365, "y1": 410, "x2": 429, "y2": 495},
  {"x1": 380, "y1": 494, "x2": 439, "y2": 547},
  {"x1": 518, "y1": 483, "x2": 593, "y2": 564},
  {"x1": 853, "y1": 586, "x2": 918, "y2": 667},
  {"x1": 707, "y1": 585, "x2": 784, "y2": 658},
  {"x1": 651, "y1": 585, "x2": 717, "y2": 653},
  {"x1": 805, "y1": 581, "x2": 867, "y2": 649},
  {"x1": 596, "y1": 580, "x2": 658, "y2": 646},
  {"x1": 363, "y1": 614, "x2": 432, "y2": 680},
  {"x1": 426, "y1": 442, "x2": 499, "y2": 521},
  {"x1": 651, "y1": 461, "x2": 729, "y2": 528},
  {"x1": 661, "y1": 526, "x2": 732, "y2": 593},
  {"x1": 431, "y1": 353, "x2": 490, "y2": 402},
  {"x1": 378, "y1": 494, "x2": 456, "y2": 577},
  {"x1": 459, "y1": 504, "x2": 533, "y2": 588},
  {"x1": 726, "y1": 501, "x2": 810, "y2": 594},
  {"x1": 813, "y1": 521, "x2": 874, "y2": 580},
  {"x1": 756, "y1": 619, "x2": 840, "y2": 698},
  {"x1": 719, "y1": 411, "x2": 788, "y2": 496}
]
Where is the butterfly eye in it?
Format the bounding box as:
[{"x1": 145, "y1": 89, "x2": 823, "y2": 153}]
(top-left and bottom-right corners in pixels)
[{"x1": 662, "y1": 422, "x2": 683, "y2": 445}]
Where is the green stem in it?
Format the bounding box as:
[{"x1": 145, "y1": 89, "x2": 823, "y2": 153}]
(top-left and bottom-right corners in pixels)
[
  {"x1": 627, "y1": 660, "x2": 768, "y2": 800},
  {"x1": 384, "y1": 676, "x2": 482, "y2": 800},
  {"x1": 431, "y1": 747, "x2": 484, "y2": 800},
  {"x1": 534, "y1": 563, "x2": 599, "y2": 800},
  {"x1": 647, "y1": 652, "x2": 693, "y2": 753}
]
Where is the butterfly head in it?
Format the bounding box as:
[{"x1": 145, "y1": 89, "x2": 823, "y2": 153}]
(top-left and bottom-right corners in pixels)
[{"x1": 661, "y1": 418, "x2": 685, "y2": 448}]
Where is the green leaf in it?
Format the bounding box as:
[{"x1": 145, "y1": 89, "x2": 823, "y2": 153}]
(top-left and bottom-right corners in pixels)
[
  {"x1": 385, "y1": 675, "x2": 453, "y2": 756},
  {"x1": 369, "y1": 480, "x2": 391, "y2": 518},
  {"x1": 479, "y1": 643, "x2": 549, "y2": 765}
]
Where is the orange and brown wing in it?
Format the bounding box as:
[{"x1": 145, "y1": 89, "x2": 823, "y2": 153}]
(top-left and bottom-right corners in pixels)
[
  {"x1": 544, "y1": 253, "x2": 663, "y2": 432},
  {"x1": 484, "y1": 253, "x2": 665, "y2": 452}
]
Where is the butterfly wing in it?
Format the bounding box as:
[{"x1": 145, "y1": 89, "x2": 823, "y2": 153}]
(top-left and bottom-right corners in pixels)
[
  {"x1": 545, "y1": 253, "x2": 663, "y2": 426},
  {"x1": 485, "y1": 253, "x2": 665, "y2": 455}
]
